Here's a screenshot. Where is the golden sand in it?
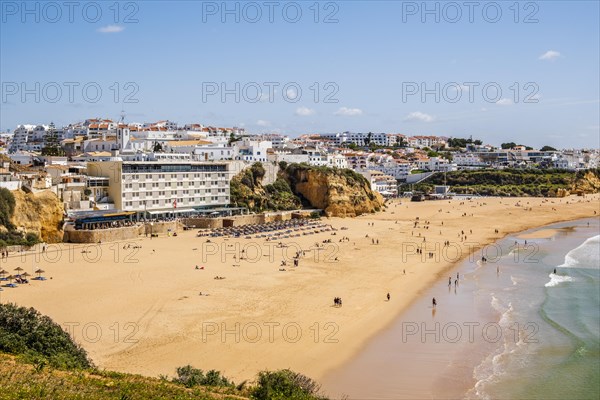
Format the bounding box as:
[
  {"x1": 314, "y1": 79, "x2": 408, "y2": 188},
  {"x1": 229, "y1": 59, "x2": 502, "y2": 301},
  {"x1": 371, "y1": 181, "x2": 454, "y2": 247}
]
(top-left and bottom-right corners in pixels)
[{"x1": 3, "y1": 195, "x2": 599, "y2": 382}]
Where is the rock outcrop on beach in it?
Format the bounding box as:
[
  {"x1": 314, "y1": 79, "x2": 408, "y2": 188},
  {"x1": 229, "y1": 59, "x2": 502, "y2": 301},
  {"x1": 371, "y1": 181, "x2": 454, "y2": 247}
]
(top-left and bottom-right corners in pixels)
[
  {"x1": 10, "y1": 189, "x2": 64, "y2": 243},
  {"x1": 282, "y1": 164, "x2": 384, "y2": 217},
  {"x1": 571, "y1": 170, "x2": 600, "y2": 194},
  {"x1": 230, "y1": 163, "x2": 303, "y2": 212},
  {"x1": 230, "y1": 162, "x2": 384, "y2": 217}
]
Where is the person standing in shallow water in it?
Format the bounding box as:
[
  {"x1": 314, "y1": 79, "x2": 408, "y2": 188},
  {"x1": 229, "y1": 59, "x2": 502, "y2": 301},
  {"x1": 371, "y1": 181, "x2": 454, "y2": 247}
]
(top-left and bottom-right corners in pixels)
[{"x1": 432, "y1": 298, "x2": 437, "y2": 308}]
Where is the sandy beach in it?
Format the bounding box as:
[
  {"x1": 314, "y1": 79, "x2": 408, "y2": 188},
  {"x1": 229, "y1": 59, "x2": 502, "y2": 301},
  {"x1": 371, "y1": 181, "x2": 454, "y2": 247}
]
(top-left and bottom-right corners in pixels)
[{"x1": 1, "y1": 194, "x2": 599, "y2": 385}]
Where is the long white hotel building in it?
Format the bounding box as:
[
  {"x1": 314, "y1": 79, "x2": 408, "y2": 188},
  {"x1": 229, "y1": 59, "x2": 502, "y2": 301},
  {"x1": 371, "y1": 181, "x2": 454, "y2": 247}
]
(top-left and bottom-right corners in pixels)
[{"x1": 87, "y1": 160, "x2": 231, "y2": 217}]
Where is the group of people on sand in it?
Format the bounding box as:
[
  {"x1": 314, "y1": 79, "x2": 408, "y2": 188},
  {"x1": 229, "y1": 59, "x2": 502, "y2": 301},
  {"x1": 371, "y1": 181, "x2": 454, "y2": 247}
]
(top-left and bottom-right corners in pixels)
[
  {"x1": 333, "y1": 297, "x2": 343, "y2": 307},
  {"x1": 448, "y1": 275, "x2": 459, "y2": 287}
]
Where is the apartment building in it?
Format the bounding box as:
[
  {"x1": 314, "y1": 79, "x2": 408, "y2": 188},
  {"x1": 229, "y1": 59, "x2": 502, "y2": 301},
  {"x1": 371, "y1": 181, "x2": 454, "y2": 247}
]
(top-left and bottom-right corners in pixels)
[{"x1": 87, "y1": 160, "x2": 231, "y2": 217}]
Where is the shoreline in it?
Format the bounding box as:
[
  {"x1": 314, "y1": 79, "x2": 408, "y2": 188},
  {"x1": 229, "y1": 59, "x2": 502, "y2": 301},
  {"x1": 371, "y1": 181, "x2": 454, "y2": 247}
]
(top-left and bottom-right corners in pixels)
[
  {"x1": 321, "y1": 216, "x2": 600, "y2": 399},
  {"x1": 316, "y1": 211, "x2": 600, "y2": 383},
  {"x1": 2, "y1": 195, "x2": 599, "y2": 385}
]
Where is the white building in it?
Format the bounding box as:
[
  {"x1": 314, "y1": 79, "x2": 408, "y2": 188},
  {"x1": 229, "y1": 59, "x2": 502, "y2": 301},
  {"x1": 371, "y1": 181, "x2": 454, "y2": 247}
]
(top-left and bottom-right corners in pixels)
[
  {"x1": 235, "y1": 139, "x2": 272, "y2": 162},
  {"x1": 87, "y1": 160, "x2": 232, "y2": 216},
  {"x1": 0, "y1": 163, "x2": 21, "y2": 190},
  {"x1": 357, "y1": 161, "x2": 412, "y2": 179},
  {"x1": 193, "y1": 145, "x2": 237, "y2": 161},
  {"x1": 453, "y1": 153, "x2": 486, "y2": 167},
  {"x1": 145, "y1": 120, "x2": 178, "y2": 131},
  {"x1": 359, "y1": 170, "x2": 398, "y2": 197},
  {"x1": 407, "y1": 136, "x2": 446, "y2": 148},
  {"x1": 10, "y1": 125, "x2": 35, "y2": 152}
]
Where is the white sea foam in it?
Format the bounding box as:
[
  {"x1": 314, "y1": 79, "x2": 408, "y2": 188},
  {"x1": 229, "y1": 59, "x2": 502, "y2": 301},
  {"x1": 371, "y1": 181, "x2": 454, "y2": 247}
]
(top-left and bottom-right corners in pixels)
[
  {"x1": 545, "y1": 273, "x2": 575, "y2": 287},
  {"x1": 558, "y1": 235, "x2": 600, "y2": 269}
]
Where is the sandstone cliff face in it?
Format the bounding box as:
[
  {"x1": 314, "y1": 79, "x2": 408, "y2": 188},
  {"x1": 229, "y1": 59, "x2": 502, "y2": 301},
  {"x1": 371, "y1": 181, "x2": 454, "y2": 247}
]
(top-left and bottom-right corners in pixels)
[
  {"x1": 548, "y1": 170, "x2": 600, "y2": 197},
  {"x1": 284, "y1": 167, "x2": 384, "y2": 217},
  {"x1": 11, "y1": 190, "x2": 64, "y2": 243},
  {"x1": 572, "y1": 170, "x2": 600, "y2": 194},
  {"x1": 230, "y1": 163, "x2": 302, "y2": 212}
]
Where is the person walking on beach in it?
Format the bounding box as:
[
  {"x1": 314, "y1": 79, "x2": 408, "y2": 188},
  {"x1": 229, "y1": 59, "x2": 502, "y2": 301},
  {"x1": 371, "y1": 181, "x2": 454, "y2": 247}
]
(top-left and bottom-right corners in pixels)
[
  {"x1": 387, "y1": 293, "x2": 390, "y2": 301},
  {"x1": 432, "y1": 298, "x2": 437, "y2": 308}
]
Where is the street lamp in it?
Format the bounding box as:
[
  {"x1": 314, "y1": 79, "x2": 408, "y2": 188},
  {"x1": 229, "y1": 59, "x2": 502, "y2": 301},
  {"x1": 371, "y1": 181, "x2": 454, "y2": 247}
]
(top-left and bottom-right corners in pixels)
[{"x1": 150, "y1": 222, "x2": 154, "y2": 240}]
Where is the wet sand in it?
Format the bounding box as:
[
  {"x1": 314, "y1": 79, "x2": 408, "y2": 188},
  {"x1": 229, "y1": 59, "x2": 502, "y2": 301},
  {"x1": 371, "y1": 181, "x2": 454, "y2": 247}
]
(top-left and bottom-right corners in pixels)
[{"x1": 1, "y1": 194, "x2": 598, "y2": 385}]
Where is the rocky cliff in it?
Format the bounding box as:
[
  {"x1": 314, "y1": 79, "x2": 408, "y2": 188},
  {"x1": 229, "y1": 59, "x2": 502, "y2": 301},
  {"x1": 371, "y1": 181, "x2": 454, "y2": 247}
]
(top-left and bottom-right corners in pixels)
[
  {"x1": 231, "y1": 163, "x2": 384, "y2": 217},
  {"x1": 571, "y1": 170, "x2": 600, "y2": 194},
  {"x1": 230, "y1": 163, "x2": 302, "y2": 212},
  {"x1": 11, "y1": 189, "x2": 64, "y2": 243},
  {"x1": 282, "y1": 164, "x2": 384, "y2": 217}
]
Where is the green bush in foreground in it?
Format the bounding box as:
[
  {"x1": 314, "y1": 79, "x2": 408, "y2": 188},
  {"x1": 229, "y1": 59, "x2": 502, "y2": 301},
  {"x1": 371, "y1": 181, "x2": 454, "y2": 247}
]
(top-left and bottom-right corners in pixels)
[
  {"x1": 252, "y1": 369, "x2": 328, "y2": 400},
  {"x1": 0, "y1": 302, "x2": 331, "y2": 400},
  {"x1": 173, "y1": 365, "x2": 234, "y2": 388},
  {"x1": 0, "y1": 303, "x2": 92, "y2": 370}
]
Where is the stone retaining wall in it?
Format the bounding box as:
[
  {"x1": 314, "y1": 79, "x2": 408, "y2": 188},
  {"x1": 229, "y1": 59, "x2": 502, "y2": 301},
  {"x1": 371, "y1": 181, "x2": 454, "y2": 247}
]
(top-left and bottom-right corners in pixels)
[
  {"x1": 63, "y1": 221, "x2": 181, "y2": 243},
  {"x1": 63, "y1": 225, "x2": 143, "y2": 243}
]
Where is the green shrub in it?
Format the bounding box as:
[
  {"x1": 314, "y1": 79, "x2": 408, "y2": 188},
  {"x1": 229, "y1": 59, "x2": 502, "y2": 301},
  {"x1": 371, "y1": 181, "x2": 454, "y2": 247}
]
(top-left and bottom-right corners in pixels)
[
  {"x1": 0, "y1": 303, "x2": 92, "y2": 370},
  {"x1": 251, "y1": 369, "x2": 327, "y2": 400},
  {"x1": 173, "y1": 365, "x2": 233, "y2": 388},
  {"x1": 0, "y1": 188, "x2": 16, "y2": 230}
]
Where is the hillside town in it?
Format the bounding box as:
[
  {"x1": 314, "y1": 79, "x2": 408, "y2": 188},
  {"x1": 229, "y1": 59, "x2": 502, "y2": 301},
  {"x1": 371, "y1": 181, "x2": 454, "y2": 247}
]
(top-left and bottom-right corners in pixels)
[{"x1": 1, "y1": 117, "x2": 598, "y2": 219}]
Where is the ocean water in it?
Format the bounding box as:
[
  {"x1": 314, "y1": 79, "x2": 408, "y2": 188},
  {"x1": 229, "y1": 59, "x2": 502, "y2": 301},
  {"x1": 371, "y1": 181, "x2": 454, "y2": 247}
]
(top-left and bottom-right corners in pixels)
[
  {"x1": 471, "y1": 219, "x2": 600, "y2": 400},
  {"x1": 322, "y1": 218, "x2": 600, "y2": 399}
]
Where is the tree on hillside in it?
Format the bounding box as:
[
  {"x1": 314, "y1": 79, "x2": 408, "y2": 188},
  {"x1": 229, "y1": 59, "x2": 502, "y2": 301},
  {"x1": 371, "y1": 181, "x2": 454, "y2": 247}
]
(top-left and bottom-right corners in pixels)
[
  {"x1": 0, "y1": 188, "x2": 16, "y2": 230},
  {"x1": 41, "y1": 123, "x2": 65, "y2": 157},
  {"x1": 540, "y1": 145, "x2": 557, "y2": 151},
  {"x1": 501, "y1": 142, "x2": 517, "y2": 149},
  {"x1": 153, "y1": 142, "x2": 163, "y2": 152}
]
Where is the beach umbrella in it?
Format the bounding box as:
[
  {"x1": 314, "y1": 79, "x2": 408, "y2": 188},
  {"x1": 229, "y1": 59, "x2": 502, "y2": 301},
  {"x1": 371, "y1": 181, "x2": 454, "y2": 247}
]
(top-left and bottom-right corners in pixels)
[
  {"x1": 0, "y1": 269, "x2": 7, "y2": 277},
  {"x1": 14, "y1": 267, "x2": 24, "y2": 273},
  {"x1": 35, "y1": 268, "x2": 45, "y2": 279},
  {"x1": 21, "y1": 272, "x2": 30, "y2": 278}
]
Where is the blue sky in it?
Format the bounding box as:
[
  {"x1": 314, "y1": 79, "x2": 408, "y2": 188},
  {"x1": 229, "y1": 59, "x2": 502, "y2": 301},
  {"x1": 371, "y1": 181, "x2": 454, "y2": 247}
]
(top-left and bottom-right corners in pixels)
[{"x1": 1, "y1": 0, "x2": 599, "y2": 148}]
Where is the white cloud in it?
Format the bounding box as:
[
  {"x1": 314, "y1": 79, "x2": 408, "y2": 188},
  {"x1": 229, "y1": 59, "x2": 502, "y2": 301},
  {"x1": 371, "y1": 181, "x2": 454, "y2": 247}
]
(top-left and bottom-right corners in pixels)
[
  {"x1": 256, "y1": 120, "x2": 270, "y2": 127},
  {"x1": 496, "y1": 98, "x2": 513, "y2": 106},
  {"x1": 286, "y1": 88, "x2": 299, "y2": 101},
  {"x1": 403, "y1": 111, "x2": 435, "y2": 123},
  {"x1": 295, "y1": 107, "x2": 315, "y2": 116},
  {"x1": 334, "y1": 107, "x2": 363, "y2": 116},
  {"x1": 97, "y1": 25, "x2": 125, "y2": 33},
  {"x1": 539, "y1": 50, "x2": 561, "y2": 61}
]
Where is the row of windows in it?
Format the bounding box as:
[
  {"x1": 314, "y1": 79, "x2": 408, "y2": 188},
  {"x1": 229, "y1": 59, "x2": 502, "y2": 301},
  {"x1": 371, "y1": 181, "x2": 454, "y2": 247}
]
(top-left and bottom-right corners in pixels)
[
  {"x1": 122, "y1": 164, "x2": 227, "y2": 173},
  {"x1": 125, "y1": 188, "x2": 228, "y2": 197},
  {"x1": 124, "y1": 181, "x2": 226, "y2": 189},
  {"x1": 124, "y1": 196, "x2": 227, "y2": 208},
  {"x1": 124, "y1": 173, "x2": 228, "y2": 180}
]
